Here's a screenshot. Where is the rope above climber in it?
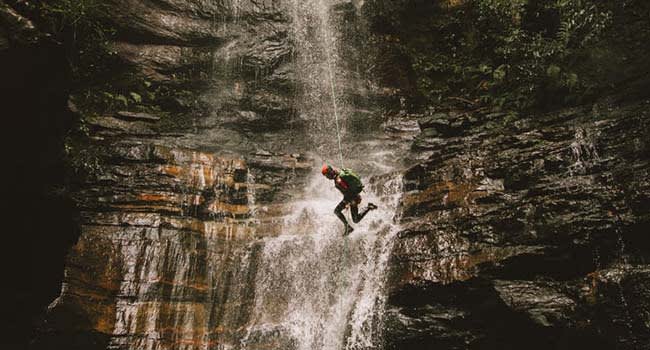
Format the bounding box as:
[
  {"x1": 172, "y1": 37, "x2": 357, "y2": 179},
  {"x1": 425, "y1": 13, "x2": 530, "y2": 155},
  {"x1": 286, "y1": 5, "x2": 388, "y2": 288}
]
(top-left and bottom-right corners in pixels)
[{"x1": 322, "y1": 164, "x2": 378, "y2": 236}]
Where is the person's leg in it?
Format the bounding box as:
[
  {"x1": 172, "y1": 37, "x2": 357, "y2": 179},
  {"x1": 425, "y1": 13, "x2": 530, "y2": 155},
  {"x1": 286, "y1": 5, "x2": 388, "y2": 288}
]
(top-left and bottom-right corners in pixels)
[
  {"x1": 351, "y1": 196, "x2": 377, "y2": 223},
  {"x1": 352, "y1": 204, "x2": 372, "y2": 223},
  {"x1": 350, "y1": 203, "x2": 360, "y2": 223},
  {"x1": 335, "y1": 199, "x2": 354, "y2": 235},
  {"x1": 334, "y1": 200, "x2": 350, "y2": 226}
]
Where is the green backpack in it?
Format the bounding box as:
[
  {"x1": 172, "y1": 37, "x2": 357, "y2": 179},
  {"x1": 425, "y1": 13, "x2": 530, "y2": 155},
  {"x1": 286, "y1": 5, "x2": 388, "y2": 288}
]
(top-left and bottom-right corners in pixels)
[{"x1": 339, "y1": 168, "x2": 364, "y2": 194}]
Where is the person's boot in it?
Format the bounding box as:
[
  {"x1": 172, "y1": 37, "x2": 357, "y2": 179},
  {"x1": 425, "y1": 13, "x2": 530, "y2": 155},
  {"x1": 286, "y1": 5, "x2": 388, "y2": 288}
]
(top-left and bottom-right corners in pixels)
[
  {"x1": 367, "y1": 203, "x2": 378, "y2": 210},
  {"x1": 343, "y1": 224, "x2": 354, "y2": 236}
]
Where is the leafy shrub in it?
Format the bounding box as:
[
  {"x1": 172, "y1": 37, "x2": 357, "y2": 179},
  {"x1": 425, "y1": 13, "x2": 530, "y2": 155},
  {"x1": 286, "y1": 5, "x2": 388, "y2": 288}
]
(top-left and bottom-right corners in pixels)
[{"x1": 365, "y1": 0, "x2": 647, "y2": 112}]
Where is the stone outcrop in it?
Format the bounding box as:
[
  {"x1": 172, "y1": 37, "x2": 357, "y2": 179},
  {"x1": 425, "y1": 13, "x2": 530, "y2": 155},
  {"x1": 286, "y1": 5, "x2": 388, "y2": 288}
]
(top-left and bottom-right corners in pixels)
[
  {"x1": 37, "y1": 140, "x2": 309, "y2": 349},
  {"x1": 386, "y1": 97, "x2": 650, "y2": 349},
  {"x1": 97, "y1": 0, "x2": 296, "y2": 131}
]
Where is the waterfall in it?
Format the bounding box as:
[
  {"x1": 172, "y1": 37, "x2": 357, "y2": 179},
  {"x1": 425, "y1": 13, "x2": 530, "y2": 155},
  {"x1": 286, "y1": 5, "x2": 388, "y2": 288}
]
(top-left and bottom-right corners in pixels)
[
  {"x1": 288, "y1": 0, "x2": 352, "y2": 162},
  {"x1": 241, "y1": 172, "x2": 403, "y2": 350},
  {"x1": 238, "y1": 1, "x2": 404, "y2": 349}
]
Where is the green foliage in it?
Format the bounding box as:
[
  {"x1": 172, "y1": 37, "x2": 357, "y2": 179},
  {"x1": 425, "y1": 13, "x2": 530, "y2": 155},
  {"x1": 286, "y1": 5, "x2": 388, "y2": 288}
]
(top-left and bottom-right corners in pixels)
[
  {"x1": 64, "y1": 142, "x2": 102, "y2": 180},
  {"x1": 435, "y1": 0, "x2": 610, "y2": 110},
  {"x1": 40, "y1": 0, "x2": 106, "y2": 33},
  {"x1": 130, "y1": 92, "x2": 142, "y2": 104},
  {"x1": 75, "y1": 78, "x2": 165, "y2": 114},
  {"x1": 365, "y1": 0, "x2": 647, "y2": 112}
]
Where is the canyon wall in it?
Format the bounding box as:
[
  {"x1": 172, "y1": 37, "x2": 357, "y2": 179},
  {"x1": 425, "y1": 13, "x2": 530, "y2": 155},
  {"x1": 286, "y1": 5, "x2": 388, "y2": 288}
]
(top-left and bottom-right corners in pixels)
[{"x1": 386, "y1": 90, "x2": 650, "y2": 349}]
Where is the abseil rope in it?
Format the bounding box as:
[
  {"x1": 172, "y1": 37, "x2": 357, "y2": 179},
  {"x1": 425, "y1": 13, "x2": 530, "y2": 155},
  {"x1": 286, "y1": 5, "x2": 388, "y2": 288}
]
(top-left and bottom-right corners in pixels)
[
  {"x1": 319, "y1": 8, "x2": 352, "y2": 296},
  {"x1": 325, "y1": 42, "x2": 345, "y2": 169}
]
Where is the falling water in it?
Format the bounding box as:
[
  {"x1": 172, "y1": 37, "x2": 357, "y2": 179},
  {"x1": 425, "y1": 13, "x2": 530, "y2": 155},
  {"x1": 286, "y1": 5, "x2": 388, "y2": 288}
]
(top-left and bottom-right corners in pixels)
[
  {"x1": 289, "y1": 0, "x2": 352, "y2": 162},
  {"x1": 239, "y1": 1, "x2": 404, "y2": 349},
  {"x1": 241, "y1": 172, "x2": 403, "y2": 350}
]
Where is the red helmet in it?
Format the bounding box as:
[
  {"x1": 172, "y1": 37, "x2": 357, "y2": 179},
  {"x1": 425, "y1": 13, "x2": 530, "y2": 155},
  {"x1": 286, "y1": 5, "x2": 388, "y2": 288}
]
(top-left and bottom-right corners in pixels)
[{"x1": 321, "y1": 164, "x2": 335, "y2": 178}]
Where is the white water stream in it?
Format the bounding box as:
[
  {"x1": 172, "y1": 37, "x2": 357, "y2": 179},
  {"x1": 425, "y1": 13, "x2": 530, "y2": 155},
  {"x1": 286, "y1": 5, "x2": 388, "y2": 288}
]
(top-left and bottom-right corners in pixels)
[
  {"x1": 239, "y1": 1, "x2": 404, "y2": 349},
  {"x1": 241, "y1": 171, "x2": 402, "y2": 350}
]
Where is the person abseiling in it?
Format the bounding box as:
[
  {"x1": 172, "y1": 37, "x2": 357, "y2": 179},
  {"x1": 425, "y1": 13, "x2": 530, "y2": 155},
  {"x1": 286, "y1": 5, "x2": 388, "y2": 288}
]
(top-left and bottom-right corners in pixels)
[{"x1": 321, "y1": 164, "x2": 378, "y2": 235}]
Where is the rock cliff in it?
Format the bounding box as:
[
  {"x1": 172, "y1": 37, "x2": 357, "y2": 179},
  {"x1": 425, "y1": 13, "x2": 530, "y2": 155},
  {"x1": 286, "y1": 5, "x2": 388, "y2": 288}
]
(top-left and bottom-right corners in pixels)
[{"x1": 386, "y1": 97, "x2": 650, "y2": 349}]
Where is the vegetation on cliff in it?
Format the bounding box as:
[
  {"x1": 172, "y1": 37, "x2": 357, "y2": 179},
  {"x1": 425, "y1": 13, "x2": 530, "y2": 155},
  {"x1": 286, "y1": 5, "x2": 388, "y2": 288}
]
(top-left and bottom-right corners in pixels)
[
  {"x1": 10, "y1": 0, "x2": 115, "y2": 81},
  {"x1": 8, "y1": 0, "x2": 201, "y2": 180},
  {"x1": 13, "y1": 0, "x2": 192, "y2": 117},
  {"x1": 364, "y1": 0, "x2": 650, "y2": 112}
]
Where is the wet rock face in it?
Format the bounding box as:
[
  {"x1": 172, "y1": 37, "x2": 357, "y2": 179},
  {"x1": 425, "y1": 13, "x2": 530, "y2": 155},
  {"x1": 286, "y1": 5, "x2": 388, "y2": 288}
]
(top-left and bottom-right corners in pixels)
[
  {"x1": 100, "y1": 0, "x2": 297, "y2": 131},
  {"x1": 36, "y1": 140, "x2": 310, "y2": 349},
  {"x1": 386, "y1": 99, "x2": 650, "y2": 348}
]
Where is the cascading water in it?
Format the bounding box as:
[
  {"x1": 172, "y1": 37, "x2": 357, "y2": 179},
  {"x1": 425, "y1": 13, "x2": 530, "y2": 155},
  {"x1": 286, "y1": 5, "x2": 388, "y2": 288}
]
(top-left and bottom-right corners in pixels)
[
  {"x1": 238, "y1": 1, "x2": 405, "y2": 349},
  {"x1": 241, "y1": 172, "x2": 402, "y2": 350},
  {"x1": 288, "y1": 0, "x2": 352, "y2": 162}
]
